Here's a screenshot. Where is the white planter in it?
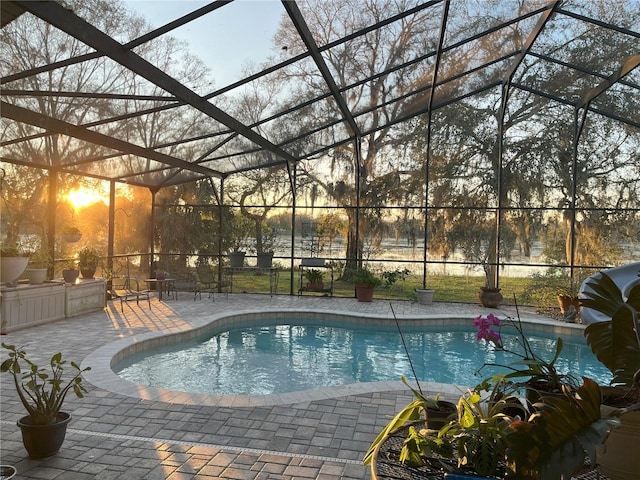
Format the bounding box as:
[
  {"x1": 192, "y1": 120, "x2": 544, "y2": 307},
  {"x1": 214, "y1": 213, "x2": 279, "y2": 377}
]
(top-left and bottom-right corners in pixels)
[
  {"x1": 416, "y1": 288, "x2": 434, "y2": 305},
  {"x1": 0, "y1": 283, "x2": 66, "y2": 331},
  {"x1": 25, "y1": 268, "x2": 48, "y2": 285},
  {"x1": 65, "y1": 278, "x2": 106, "y2": 317},
  {"x1": 0, "y1": 256, "x2": 29, "y2": 286}
]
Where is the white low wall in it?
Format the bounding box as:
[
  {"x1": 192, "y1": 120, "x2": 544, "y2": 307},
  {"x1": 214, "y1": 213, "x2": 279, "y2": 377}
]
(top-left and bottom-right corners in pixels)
[{"x1": 1, "y1": 278, "x2": 106, "y2": 332}]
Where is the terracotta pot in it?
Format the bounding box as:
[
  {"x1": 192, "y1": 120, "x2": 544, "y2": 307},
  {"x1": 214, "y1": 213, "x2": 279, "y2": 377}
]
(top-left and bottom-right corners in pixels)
[
  {"x1": 355, "y1": 283, "x2": 375, "y2": 302},
  {"x1": 307, "y1": 282, "x2": 324, "y2": 291},
  {"x1": 557, "y1": 295, "x2": 580, "y2": 314},
  {"x1": 18, "y1": 412, "x2": 71, "y2": 458}
]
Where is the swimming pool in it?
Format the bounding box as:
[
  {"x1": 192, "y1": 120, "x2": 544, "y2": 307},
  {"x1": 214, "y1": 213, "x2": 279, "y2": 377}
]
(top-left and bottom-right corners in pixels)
[{"x1": 113, "y1": 316, "x2": 611, "y2": 396}]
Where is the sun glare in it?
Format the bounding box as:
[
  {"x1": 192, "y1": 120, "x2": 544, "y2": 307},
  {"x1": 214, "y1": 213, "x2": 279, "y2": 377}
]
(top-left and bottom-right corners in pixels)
[{"x1": 67, "y1": 187, "x2": 107, "y2": 209}]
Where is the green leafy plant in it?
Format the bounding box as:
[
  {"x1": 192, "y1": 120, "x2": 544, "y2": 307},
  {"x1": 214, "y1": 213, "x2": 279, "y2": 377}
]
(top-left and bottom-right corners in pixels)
[
  {"x1": 304, "y1": 269, "x2": 324, "y2": 283},
  {"x1": 352, "y1": 267, "x2": 382, "y2": 287},
  {"x1": 474, "y1": 312, "x2": 579, "y2": 397},
  {"x1": 438, "y1": 380, "x2": 518, "y2": 476},
  {"x1": 581, "y1": 272, "x2": 640, "y2": 394},
  {"x1": 363, "y1": 376, "x2": 446, "y2": 466},
  {"x1": 0, "y1": 243, "x2": 27, "y2": 257},
  {"x1": 1, "y1": 343, "x2": 91, "y2": 425},
  {"x1": 77, "y1": 246, "x2": 102, "y2": 269},
  {"x1": 27, "y1": 248, "x2": 51, "y2": 269},
  {"x1": 381, "y1": 268, "x2": 409, "y2": 288},
  {"x1": 506, "y1": 378, "x2": 622, "y2": 480}
]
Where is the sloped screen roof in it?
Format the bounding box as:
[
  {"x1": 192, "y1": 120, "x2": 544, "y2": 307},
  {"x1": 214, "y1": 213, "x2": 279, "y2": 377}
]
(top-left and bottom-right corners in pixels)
[{"x1": 1, "y1": 0, "x2": 638, "y2": 189}]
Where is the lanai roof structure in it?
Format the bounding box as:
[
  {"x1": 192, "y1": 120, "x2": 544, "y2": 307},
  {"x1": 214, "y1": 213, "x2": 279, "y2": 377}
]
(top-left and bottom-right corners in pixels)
[{"x1": 2, "y1": 0, "x2": 639, "y2": 190}]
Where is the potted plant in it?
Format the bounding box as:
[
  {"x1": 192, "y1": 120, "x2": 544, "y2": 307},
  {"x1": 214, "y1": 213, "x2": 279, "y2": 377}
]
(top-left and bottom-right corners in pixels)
[
  {"x1": 473, "y1": 312, "x2": 580, "y2": 402},
  {"x1": 61, "y1": 225, "x2": 82, "y2": 243},
  {"x1": 557, "y1": 277, "x2": 581, "y2": 316},
  {"x1": 479, "y1": 261, "x2": 502, "y2": 308},
  {"x1": 1, "y1": 343, "x2": 91, "y2": 458},
  {"x1": 77, "y1": 246, "x2": 102, "y2": 279},
  {"x1": 363, "y1": 376, "x2": 456, "y2": 466},
  {"x1": 0, "y1": 243, "x2": 29, "y2": 287},
  {"x1": 256, "y1": 224, "x2": 279, "y2": 268},
  {"x1": 353, "y1": 266, "x2": 382, "y2": 302},
  {"x1": 580, "y1": 271, "x2": 640, "y2": 479},
  {"x1": 226, "y1": 214, "x2": 252, "y2": 268},
  {"x1": 61, "y1": 259, "x2": 79, "y2": 285},
  {"x1": 304, "y1": 269, "x2": 325, "y2": 290},
  {"x1": 366, "y1": 375, "x2": 622, "y2": 479},
  {"x1": 25, "y1": 247, "x2": 51, "y2": 285}
]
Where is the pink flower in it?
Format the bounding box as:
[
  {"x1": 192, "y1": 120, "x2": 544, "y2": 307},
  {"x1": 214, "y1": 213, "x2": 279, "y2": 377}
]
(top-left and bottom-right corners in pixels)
[
  {"x1": 474, "y1": 315, "x2": 503, "y2": 347},
  {"x1": 486, "y1": 313, "x2": 501, "y2": 326}
]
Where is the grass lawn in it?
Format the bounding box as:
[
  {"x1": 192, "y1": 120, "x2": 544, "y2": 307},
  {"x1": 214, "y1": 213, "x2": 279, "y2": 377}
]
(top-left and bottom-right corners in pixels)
[{"x1": 226, "y1": 270, "x2": 544, "y2": 308}]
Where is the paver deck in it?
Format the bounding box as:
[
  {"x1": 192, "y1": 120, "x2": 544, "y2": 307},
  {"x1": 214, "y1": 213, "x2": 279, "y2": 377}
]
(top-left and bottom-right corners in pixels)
[{"x1": 0, "y1": 293, "x2": 563, "y2": 479}]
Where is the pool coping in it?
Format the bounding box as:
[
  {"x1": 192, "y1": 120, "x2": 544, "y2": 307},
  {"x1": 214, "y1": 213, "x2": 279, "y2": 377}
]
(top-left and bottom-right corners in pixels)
[{"x1": 82, "y1": 307, "x2": 587, "y2": 407}]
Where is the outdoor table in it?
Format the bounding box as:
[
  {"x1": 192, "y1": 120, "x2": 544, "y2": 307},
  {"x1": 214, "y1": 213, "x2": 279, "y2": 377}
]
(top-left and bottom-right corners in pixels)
[{"x1": 144, "y1": 278, "x2": 175, "y2": 301}]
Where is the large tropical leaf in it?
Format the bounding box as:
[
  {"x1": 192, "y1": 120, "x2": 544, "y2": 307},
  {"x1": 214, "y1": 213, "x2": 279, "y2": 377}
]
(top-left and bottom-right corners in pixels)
[
  {"x1": 506, "y1": 378, "x2": 620, "y2": 480},
  {"x1": 582, "y1": 272, "x2": 640, "y2": 387}
]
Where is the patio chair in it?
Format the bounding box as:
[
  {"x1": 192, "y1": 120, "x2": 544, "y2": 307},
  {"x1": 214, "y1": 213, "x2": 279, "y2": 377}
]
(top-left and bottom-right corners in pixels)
[
  {"x1": 110, "y1": 276, "x2": 150, "y2": 312},
  {"x1": 196, "y1": 265, "x2": 231, "y2": 301},
  {"x1": 167, "y1": 270, "x2": 201, "y2": 301}
]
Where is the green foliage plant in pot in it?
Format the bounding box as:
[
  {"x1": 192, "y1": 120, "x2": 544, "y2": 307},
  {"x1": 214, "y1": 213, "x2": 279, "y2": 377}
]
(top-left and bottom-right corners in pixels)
[
  {"x1": 473, "y1": 312, "x2": 579, "y2": 403},
  {"x1": 25, "y1": 247, "x2": 51, "y2": 285},
  {"x1": 366, "y1": 375, "x2": 623, "y2": 479},
  {"x1": 366, "y1": 377, "x2": 522, "y2": 478},
  {"x1": 61, "y1": 259, "x2": 79, "y2": 285},
  {"x1": 1, "y1": 343, "x2": 91, "y2": 458},
  {"x1": 363, "y1": 376, "x2": 456, "y2": 467},
  {"x1": 479, "y1": 261, "x2": 502, "y2": 308},
  {"x1": 77, "y1": 246, "x2": 102, "y2": 279},
  {"x1": 580, "y1": 271, "x2": 640, "y2": 479},
  {"x1": 353, "y1": 266, "x2": 382, "y2": 302},
  {"x1": 304, "y1": 268, "x2": 325, "y2": 290},
  {"x1": 226, "y1": 213, "x2": 252, "y2": 267},
  {"x1": 61, "y1": 225, "x2": 82, "y2": 243}
]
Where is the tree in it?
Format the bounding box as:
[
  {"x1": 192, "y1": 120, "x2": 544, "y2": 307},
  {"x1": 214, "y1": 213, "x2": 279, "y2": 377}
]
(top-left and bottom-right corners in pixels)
[{"x1": 0, "y1": 0, "x2": 214, "y2": 258}]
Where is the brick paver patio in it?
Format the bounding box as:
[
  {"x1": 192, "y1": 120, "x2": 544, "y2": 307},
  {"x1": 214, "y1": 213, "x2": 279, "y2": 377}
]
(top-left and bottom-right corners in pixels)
[{"x1": 0, "y1": 293, "x2": 557, "y2": 479}]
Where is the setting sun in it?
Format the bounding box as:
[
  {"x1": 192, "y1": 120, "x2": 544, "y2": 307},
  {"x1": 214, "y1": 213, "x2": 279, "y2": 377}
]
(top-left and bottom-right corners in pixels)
[{"x1": 67, "y1": 187, "x2": 107, "y2": 209}]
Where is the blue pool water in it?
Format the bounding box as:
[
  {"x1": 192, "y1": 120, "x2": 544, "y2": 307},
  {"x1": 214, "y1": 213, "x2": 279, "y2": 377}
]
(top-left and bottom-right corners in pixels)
[{"x1": 115, "y1": 322, "x2": 612, "y2": 396}]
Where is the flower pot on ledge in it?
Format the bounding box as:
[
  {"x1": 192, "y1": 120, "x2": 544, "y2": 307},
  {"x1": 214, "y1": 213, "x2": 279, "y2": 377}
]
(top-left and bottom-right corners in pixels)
[
  {"x1": 62, "y1": 269, "x2": 79, "y2": 285},
  {"x1": 479, "y1": 286, "x2": 502, "y2": 308},
  {"x1": 355, "y1": 283, "x2": 375, "y2": 302},
  {"x1": 0, "y1": 256, "x2": 29, "y2": 286},
  {"x1": 416, "y1": 288, "x2": 434, "y2": 305},
  {"x1": 256, "y1": 252, "x2": 273, "y2": 268},
  {"x1": 26, "y1": 268, "x2": 48, "y2": 285},
  {"x1": 228, "y1": 251, "x2": 245, "y2": 268}
]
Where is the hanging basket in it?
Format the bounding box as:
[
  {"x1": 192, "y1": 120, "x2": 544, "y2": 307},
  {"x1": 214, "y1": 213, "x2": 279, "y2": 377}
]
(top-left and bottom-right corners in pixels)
[{"x1": 62, "y1": 233, "x2": 82, "y2": 243}]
